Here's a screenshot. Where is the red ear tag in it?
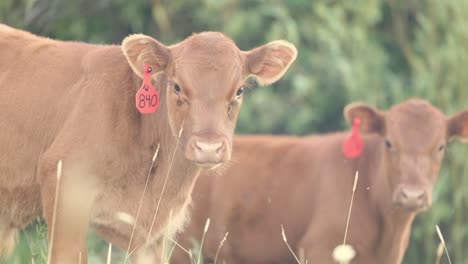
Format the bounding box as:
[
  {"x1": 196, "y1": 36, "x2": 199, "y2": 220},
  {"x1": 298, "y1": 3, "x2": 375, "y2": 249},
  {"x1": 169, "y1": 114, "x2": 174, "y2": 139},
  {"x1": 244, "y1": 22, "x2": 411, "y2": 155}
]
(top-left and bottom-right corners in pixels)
[
  {"x1": 135, "y1": 64, "x2": 160, "y2": 114},
  {"x1": 343, "y1": 118, "x2": 364, "y2": 158}
]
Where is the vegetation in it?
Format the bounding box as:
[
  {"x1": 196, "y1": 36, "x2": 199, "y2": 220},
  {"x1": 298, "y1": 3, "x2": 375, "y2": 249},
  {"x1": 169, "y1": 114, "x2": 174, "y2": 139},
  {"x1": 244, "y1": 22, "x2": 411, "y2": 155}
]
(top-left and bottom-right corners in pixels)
[{"x1": 1, "y1": 0, "x2": 467, "y2": 263}]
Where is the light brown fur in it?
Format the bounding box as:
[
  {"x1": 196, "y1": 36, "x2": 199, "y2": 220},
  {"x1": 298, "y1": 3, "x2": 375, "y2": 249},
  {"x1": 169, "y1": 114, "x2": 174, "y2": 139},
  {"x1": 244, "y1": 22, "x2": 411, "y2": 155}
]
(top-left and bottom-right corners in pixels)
[
  {"x1": 173, "y1": 99, "x2": 468, "y2": 264},
  {"x1": 0, "y1": 24, "x2": 297, "y2": 263}
]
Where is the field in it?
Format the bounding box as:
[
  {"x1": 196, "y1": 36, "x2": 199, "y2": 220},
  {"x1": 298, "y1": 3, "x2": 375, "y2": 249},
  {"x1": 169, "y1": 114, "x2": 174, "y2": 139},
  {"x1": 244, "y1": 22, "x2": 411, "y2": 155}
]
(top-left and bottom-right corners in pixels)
[{"x1": 1, "y1": 0, "x2": 467, "y2": 263}]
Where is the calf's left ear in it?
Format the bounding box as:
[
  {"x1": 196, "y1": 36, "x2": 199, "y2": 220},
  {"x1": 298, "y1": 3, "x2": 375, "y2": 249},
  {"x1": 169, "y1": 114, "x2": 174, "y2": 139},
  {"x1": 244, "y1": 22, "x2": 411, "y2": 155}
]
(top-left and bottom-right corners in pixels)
[
  {"x1": 447, "y1": 110, "x2": 468, "y2": 142},
  {"x1": 244, "y1": 40, "x2": 297, "y2": 86},
  {"x1": 344, "y1": 103, "x2": 385, "y2": 135},
  {"x1": 122, "y1": 34, "x2": 171, "y2": 79}
]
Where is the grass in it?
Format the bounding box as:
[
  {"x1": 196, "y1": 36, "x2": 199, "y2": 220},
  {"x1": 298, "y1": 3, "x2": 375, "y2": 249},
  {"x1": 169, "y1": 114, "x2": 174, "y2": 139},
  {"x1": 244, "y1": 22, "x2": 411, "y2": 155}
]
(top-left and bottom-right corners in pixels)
[
  {"x1": 281, "y1": 224, "x2": 302, "y2": 264},
  {"x1": 124, "y1": 144, "x2": 160, "y2": 263},
  {"x1": 435, "y1": 225, "x2": 452, "y2": 264},
  {"x1": 1, "y1": 160, "x2": 459, "y2": 264},
  {"x1": 197, "y1": 218, "x2": 210, "y2": 264},
  {"x1": 0, "y1": 131, "x2": 459, "y2": 264},
  {"x1": 1, "y1": 165, "x2": 457, "y2": 264},
  {"x1": 332, "y1": 171, "x2": 359, "y2": 264},
  {"x1": 46, "y1": 160, "x2": 62, "y2": 264},
  {"x1": 213, "y1": 232, "x2": 228, "y2": 264},
  {"x1": 0, "y1": 206, "x2": 458, "y2": 264},
  {"x1": 0, "y1": 225, "x2": 127, "y2": 264}
]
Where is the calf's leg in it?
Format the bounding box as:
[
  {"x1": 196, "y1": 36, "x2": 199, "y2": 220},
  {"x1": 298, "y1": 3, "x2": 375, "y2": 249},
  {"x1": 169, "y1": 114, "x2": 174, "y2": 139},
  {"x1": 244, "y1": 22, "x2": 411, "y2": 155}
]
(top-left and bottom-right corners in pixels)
[
  {"x1": 0, "y1": 216, "x2": 18, "y2": 257},
  {"x1": 39, "y1": 158, "x2": 98, "y2": 263}
]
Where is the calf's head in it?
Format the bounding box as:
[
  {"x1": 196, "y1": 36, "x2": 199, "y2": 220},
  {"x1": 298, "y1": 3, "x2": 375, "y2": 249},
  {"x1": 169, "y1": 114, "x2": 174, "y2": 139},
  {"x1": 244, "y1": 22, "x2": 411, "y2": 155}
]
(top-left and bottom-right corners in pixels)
[
  {"x1": 122, "y1": 32, "x2": 297, "y2": 168},
  {"x1": 345, "y1": 99, "x2": 468, "y2": 212}
]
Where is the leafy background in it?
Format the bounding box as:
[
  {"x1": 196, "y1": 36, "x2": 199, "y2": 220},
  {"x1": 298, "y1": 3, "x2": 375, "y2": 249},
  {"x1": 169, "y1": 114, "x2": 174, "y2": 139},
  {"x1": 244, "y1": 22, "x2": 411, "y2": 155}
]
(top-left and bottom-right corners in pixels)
[{"x1": 1, "y1": 0, "x2": 467, "y2": 263}]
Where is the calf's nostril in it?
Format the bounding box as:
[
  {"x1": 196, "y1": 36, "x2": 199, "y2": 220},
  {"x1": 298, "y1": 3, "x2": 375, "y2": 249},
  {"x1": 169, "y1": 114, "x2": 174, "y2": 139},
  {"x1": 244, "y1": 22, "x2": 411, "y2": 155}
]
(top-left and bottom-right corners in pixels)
[
  {"x1": 401, "y1": 188, "x2": 426, "y2": 202},
  {"x1": 194, "y1": 141, "x2": 223, "y2": 153},
  {"x1": 215, "y1": 142, "x2": 224, "y2": 153},
  {"x1": 401, "y1": 191, "x2": 408, "y2": 200},
  {"x1": 416, "y1": 192, "x2": 425, "y2": 201},
  {"x1": 193, "y1": 142, "x2": 202, "y2": 151}
]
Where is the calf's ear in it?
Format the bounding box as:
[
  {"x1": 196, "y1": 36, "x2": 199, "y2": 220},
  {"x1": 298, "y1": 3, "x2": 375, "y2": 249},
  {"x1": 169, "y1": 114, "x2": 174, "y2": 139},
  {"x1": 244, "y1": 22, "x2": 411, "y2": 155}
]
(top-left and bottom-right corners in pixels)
[
  {"x1": 344, "y1": 103, "x2": 385, "y2": 134},
  {"x1": 122, "y1": 34, "x2": 171, "y2": 79},
  {"x1": 447, "y1": 110, "x2": 468, "y2": 142},
  {"x1": 244, "y1": 40, "x2": 297, "y2": 86}
]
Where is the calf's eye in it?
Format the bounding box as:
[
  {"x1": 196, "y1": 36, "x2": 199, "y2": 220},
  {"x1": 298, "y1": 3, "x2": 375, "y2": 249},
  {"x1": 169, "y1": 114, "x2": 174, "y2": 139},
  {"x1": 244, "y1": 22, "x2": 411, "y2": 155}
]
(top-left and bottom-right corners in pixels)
[
  {"x1": 438, "y1": 145, "x2": 445, "y2": 152},
  {"x1": 236, "y1": 87, "x2": 244, "y2": 98},
  {"x1": 385, "y1": 139, "x2": 392, "y2": 150},
  {"x1": 174, "y1": 83, "x2": 181, "y2": 94}
]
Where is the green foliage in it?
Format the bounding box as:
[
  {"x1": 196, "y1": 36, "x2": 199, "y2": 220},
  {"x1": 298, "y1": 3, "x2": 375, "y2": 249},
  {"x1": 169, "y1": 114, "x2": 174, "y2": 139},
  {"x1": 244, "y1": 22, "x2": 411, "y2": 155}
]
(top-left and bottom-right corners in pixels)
[{"x1": 0, "y1": 0, "x2": 467, "y2": 263}]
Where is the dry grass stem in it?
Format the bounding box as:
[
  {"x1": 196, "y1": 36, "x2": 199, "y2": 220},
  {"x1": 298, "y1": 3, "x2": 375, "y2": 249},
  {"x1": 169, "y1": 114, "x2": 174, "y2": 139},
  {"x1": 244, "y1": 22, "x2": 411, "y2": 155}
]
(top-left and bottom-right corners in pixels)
[
  {"x1": 213, "y1": 232, "x2": 229, "y2": 264},
  {"x1": 332, "y1": 171, "x2": 359, "y2": 264},
  {"x1": 197, "y1": 218, "x2": 211, "y2": 264},
  {"x1": 435, "y1": 225, "x2": 452, "y2": 264},
  {"x1": 435, "y1": 242, "x2": 443, "y2": 264},
  {"x1": 147, "y1": 120, "x2": 185, "y2": 243},
  {"x1": 106, "y1": 243, "x2": 112, "y2": 264},
  {"x1": 166, "y1": 235, "x2": 192, "y2": 257},
  {"x1": 343, "y1": 171, "x2": 359, "y2": 245},
  {"x1": 127, "y1": 245, "x2": 139, "y2": 258},
  {"x1": 160, "y1": 210, "x2": 173, "y2": 264},
  {"x1": 166, "y1": 241, "x2": 178, "y2": 263},
  {"x1": 281, "y1": 224, "x2": 301, "y2": 264},
  {"x1": 46, "y1": 160, "x2": 62, "y2": 264},
  {"x1": 298, "y1": 248, "x2": 305, "y2": 264},
  {"x1": 124, "y1": 145, "x2": 160, "y2": 264},
  {"x1": 164, "y1": 210, "x2": 184, "y2": 262}
]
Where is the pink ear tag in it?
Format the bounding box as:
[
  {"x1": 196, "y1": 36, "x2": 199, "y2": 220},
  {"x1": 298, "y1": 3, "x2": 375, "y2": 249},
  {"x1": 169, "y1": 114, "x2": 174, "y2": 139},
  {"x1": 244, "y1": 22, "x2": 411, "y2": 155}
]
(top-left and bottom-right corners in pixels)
[
  {"x1": 135, "y1": 64, "x2": 160, "y2": 114},
  {"x1": 343, "y1": 118, "x2": 364, "y2": 158}
]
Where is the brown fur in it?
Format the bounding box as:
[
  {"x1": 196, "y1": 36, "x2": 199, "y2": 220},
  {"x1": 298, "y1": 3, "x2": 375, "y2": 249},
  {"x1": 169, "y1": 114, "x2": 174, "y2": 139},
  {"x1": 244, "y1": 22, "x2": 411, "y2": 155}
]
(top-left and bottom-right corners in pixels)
[
  {"x1": 0, "y1": 24, "x2": 297, "y2": 263},
  {"x1": 172, "y1": 99, "x2": 468, "y2": 264}
]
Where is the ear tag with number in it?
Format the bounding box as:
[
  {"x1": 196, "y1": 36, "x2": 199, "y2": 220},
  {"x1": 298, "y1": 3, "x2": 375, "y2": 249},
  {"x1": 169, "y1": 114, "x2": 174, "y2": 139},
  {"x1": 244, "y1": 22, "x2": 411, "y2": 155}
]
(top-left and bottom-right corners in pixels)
[
  {"x1": 343, "y1": 118, "x2": 364, "y2": 158},
  {"x1": 135, "y1": 64, "x2": 160, "y2": 114}
]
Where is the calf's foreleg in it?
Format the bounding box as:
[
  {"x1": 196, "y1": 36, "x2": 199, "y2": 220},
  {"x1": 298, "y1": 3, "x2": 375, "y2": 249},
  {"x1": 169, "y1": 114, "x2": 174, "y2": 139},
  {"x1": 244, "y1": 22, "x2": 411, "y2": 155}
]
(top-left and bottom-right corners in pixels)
[{"x1": 39, "y1": 158, "x2": 98, "y2": 263}]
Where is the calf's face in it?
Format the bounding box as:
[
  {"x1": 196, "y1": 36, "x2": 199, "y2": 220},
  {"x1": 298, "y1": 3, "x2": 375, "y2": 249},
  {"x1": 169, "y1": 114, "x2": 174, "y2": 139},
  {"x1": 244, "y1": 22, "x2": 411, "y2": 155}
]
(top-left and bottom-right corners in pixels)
[
  {"x1": 122, "y1": 32, "x2": 297, "y2": 168},
  {"x1": 346, "y1": 99, "x2": 468, "y2": 212}
]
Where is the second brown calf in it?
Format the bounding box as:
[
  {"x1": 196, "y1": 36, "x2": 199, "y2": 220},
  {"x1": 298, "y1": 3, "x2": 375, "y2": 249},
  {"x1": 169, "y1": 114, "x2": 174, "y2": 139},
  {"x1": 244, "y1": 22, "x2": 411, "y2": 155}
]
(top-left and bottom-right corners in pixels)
[{"x1": 172, "y1": 99, "x2": 468, "y2": 264}]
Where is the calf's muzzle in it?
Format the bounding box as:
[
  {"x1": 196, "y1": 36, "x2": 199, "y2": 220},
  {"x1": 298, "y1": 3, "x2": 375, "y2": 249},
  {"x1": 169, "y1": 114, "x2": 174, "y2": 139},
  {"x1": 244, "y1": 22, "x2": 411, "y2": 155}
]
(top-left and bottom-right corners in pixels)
[
  {"x1": 186, "y1": 135, "x2": 230, "y2": 167},
  {"x1": 393, "y1": 185, "x2": 429, "y2": 211}
]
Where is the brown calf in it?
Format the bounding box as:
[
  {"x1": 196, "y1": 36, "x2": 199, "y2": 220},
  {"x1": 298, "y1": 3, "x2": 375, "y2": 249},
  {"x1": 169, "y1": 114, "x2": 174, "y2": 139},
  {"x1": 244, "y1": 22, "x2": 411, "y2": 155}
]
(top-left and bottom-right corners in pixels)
[
  {"x1": 0, "y1": 24, "x2": 297, "y2": 263},
  {"x1": 173, "y1": 99, "x2": 468, "y2": 264}
]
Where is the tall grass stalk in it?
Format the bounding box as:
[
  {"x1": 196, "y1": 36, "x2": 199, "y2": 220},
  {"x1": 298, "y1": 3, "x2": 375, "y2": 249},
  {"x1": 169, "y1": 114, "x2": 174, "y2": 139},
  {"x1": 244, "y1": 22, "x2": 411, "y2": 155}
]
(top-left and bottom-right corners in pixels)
[
  {"x1": 343, "y1": 171, "x2": 359, "y2": 245},
  {"x1": 124, "y1": 144, "x2": 160, "y2": 264},
  {"x1": 147, "y1": 120, "x2": 185, "y2": 243},
  {"x1": 106, "y1": 243, "x2": 112, "y2": 264},
  {"x1": 435, "y1": 242, "x2": 443, "y2": 264},
  {"x1": 213, "y1": 232, "x2": 229, "y2": 264},
  {"x1": 281, "y1": 224, "x2": 301, "y2": 264},
  {"x1": 196, "y1": 218, "x2": 211, "y2": 264},
  {"x1": 332, "y1": 171, "x2": 359, "y2": 264},
  {"x1": 46, "y1": 160, "x2": 62, "y2": 264},
  {"x1": 435, "y1": 225, "x2": 452, "y2": 264},
  {"x1": 166, "y1": 236, "x2": 191, "y2": 257},
  {"x1": 165, "y1": 237, "x2": 178, "y2": 263},
  {"x1": 160, "y1": 210, "x2": 173, "y2": 264}
]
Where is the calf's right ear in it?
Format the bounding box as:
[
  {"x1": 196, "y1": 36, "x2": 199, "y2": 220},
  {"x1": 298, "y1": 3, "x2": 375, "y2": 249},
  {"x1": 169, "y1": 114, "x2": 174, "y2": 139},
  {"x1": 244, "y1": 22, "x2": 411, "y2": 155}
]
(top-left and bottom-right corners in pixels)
[
  {"x1": 447, "y1": 110, "x2": 468, "y2": 142},
  {"x1": 122, "y1": 34, "x2": 171, "y2": 79},
  {"x1": 344, "y1": 103, "x2": 385, "y2": 134},
  {"x1": 244, "y1": 40, "x2": 297, "y2": 86}
]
